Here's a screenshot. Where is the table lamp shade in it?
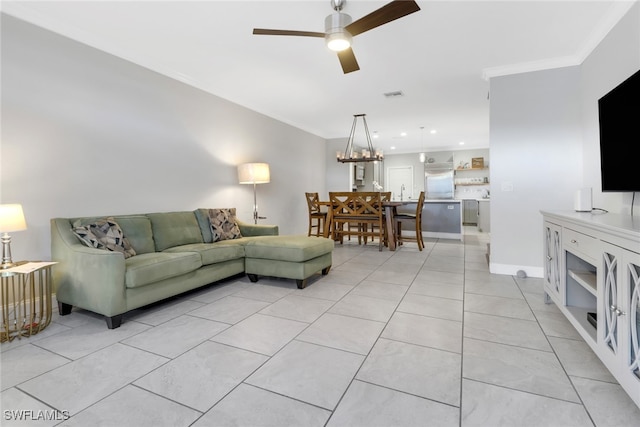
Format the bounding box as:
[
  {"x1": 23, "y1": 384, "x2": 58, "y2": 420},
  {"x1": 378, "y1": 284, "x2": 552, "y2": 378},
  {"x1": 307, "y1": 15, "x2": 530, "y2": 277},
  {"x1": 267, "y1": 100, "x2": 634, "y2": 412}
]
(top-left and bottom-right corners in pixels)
[
  {"x1": 0, "y1": 204, "x2": 27, "y2": 233},
  {"x1": 238, "y1": 163, "x2": 270, "y2": 184}
]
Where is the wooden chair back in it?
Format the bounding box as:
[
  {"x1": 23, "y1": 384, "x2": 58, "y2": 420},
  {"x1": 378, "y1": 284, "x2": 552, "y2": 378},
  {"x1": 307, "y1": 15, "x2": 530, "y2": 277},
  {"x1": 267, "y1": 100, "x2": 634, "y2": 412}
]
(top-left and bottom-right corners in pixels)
[
  {"x1": 305, "y1": 192, "x2": 326, "y2": 237},
  {"x1": 305, "y1": 192, "x2": 322, "y2": 215},
  {"x1": 395, "y1": 190, "x2": 426, "y2": 250},
  {"x1": 329, "y1": 192, "x2": 385, "y2": 250},
  {"x1": 415, "y1": 190, "x2": 426, "y2": 221}
]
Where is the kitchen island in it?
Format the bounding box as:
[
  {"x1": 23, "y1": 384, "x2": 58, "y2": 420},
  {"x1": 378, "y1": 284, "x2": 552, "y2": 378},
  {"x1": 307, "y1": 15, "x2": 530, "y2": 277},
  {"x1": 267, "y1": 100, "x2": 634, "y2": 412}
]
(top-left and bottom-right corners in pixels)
[{"x1": 396, "y1": 199, "x2": 462, "y2": 241}]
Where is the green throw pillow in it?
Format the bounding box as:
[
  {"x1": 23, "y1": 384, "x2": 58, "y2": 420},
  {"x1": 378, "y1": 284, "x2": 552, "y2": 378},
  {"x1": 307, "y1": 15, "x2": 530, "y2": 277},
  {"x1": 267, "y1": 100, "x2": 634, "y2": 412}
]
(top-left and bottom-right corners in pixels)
[{"x1": 72, "y1": 217, "x2": 137, "y2": 259}]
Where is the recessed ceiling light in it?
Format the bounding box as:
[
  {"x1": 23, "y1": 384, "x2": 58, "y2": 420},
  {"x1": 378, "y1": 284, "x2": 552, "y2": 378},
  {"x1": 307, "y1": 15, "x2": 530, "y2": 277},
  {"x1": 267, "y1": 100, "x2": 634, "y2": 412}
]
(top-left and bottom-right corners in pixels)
[
  {"x1": 373, "y1": 131, "x2": 379, "y2": 139},
  {"x1": 400, "y1": 132, "x2": 407, "y2": 137},
  {"x1": 430, "y1": 129, "x2": 437, "y2": 134},
  {"x1": 459, "y1": 141, "x2": 465, "y2": 145},
  {"x1": 390, "y1": 146, "x2": 396, "y2": 150}
]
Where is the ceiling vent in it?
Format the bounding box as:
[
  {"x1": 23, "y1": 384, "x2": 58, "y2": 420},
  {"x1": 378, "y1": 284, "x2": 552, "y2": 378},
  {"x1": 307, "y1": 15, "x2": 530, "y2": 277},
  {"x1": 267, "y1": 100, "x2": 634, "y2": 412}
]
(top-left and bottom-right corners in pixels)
[{"x1": 383, "y1": 91, "x2": 404, "y2": 98}]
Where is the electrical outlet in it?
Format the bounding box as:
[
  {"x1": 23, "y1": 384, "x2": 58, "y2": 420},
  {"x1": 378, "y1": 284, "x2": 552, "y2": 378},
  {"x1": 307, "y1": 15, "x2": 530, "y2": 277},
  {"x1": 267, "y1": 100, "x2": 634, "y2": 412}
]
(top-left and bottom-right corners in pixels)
[{"x1": 501, "y1": 182, "x2": 513, "y2": 192}]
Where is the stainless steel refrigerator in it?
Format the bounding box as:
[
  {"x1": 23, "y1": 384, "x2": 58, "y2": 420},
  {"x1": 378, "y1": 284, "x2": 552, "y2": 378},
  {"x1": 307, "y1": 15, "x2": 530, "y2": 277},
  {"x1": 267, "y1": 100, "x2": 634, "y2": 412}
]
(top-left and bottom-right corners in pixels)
[{"x1": 425, "y1": 162, "x2": 454, "y2": 199}]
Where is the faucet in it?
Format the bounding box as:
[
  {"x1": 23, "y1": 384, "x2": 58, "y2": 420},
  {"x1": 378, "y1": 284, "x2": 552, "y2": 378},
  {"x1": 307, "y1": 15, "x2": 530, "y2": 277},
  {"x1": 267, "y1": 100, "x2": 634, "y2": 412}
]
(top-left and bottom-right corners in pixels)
[{"x1": 400, "y1": 184, "x2": 405, "y2": 201}]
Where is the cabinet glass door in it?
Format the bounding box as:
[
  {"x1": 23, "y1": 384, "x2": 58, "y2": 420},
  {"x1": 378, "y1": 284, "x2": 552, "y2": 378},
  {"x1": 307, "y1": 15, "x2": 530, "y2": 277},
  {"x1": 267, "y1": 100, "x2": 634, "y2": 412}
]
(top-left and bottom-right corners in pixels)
[
  {"x1": 602, "y1": 250, "x2": 619, "y2": 356},
  {"x1": 627, "y1": 259, "x2": 640, "y2": 381},
  {"x1": 544, "y1": 222, "x2": 562, "y2": 301}
]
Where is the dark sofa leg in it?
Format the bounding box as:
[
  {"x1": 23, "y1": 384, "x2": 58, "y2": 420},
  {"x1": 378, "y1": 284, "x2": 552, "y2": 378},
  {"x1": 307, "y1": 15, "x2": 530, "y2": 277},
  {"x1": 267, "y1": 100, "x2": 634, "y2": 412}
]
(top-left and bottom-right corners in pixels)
[
  {"x1": 58, "y1": 302, "x2": 72, "y2": 316},
  {"x1": 247, "y1": 273, "x2": 259, "y2": 283},
  {"x1": 296, "y1": 279, "x2": 307, "y2": 289},
  {"x1": 105, "y1": 315, "x2": 123, "y2": 329},
  {"x1": 322, "y1": 266, "x2": 331, "y2": 275}
]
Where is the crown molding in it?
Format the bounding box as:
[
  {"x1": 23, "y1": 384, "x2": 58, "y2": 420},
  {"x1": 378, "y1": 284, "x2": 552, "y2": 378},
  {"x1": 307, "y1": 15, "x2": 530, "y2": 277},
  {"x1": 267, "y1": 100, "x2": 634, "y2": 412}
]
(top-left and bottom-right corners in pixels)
[{"x1": 482, "y1": 0, "x2": 637, "y2": 80}]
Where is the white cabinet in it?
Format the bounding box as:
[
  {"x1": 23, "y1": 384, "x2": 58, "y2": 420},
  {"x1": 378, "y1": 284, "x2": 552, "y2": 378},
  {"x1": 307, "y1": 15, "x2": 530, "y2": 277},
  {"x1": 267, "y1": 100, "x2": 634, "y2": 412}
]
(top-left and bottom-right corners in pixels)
[
  {"x1": 541, "y1": 211, "x2": 640, "y2": 408},
  {"x1": 599, "y1": 242, "x2": 640, "y2": 404}
]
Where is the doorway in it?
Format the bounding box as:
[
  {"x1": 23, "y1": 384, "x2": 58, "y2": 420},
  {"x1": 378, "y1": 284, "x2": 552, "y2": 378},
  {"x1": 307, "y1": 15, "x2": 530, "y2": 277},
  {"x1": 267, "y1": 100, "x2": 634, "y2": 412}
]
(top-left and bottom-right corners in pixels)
[{"x1": 386, "y1": 166, "x2": 413, "y2": 201}]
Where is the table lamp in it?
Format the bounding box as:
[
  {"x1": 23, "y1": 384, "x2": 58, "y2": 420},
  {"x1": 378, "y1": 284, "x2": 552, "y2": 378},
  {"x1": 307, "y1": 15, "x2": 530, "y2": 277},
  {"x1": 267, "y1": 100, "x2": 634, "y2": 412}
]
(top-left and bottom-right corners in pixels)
[
  {"x1": 238, "y1": 163, "x2": 270, "y2": 224},
  {"x1": 0, "y1": 204, "x2": 27, "y2": 269}
]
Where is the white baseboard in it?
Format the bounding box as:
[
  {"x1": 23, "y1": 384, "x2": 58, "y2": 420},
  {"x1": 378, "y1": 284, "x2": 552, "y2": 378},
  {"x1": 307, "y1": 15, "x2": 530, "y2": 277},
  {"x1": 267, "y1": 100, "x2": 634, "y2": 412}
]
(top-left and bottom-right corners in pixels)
[{"x1": 489, "y1": 263, "x2": 544, "y2": 278}]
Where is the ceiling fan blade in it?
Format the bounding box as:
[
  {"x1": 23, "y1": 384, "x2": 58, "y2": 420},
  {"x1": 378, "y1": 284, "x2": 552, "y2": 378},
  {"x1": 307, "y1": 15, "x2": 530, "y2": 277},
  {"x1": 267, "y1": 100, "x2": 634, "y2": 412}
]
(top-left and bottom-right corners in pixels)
[
  {"x1": 345, "y1": 0, "x2": 420, "y2": 37},
  {"x1": 337, "y1": 48, "x2": 360, "y2": 74},
  {"x1": 253, "y1": 29, "x2": 325, "y2": 38}
]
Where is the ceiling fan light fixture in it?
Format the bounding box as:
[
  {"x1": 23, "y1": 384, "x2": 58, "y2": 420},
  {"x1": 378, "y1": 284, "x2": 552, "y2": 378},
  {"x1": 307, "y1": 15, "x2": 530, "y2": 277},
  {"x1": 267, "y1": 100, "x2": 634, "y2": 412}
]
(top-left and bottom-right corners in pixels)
[
  {"x1": 325, "y1": 12, "x2": 352, "y2": 51},
  {"x1": 326, "y1": 31, "x2": 351, "y2": 51}
]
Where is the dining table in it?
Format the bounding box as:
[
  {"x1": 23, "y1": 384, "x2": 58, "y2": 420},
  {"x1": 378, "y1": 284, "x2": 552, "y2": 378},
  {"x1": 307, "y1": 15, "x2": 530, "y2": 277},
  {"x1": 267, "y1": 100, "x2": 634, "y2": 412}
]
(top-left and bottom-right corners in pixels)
[
  {"x1": 382, "y1": 201, "x2": 407, "y2": 251},
  {"x1": 318, "y1": 201, "x2": 334, "y2": 239},
  {"x1": 319, "y1": 199, "x2": 410, "y2": 251}
]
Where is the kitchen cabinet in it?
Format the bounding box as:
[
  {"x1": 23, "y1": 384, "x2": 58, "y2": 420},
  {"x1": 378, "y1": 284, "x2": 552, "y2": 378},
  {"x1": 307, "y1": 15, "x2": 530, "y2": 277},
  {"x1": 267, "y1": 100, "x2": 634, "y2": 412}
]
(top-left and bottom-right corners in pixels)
[
  {"x1": 463, "y1": 200, "x2": 478, "y2": 225},
  {"x1": 397, "y1": 200, "x2": 462, "y2": 241},
  {"x1": 423, "y1": 200, "x2": 462, "y2": 241},
  {"x1": 541, "y1": 211, "x2": 640, "y2": 408}
]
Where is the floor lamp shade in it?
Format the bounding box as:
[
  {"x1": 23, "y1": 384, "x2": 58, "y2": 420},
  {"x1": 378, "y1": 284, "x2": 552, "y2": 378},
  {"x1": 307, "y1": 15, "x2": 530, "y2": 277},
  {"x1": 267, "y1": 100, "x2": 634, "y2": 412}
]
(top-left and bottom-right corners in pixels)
[
  {"x1": 237, "y1": 163, "x2": 270, "y2": 184},
  {"x1": 237, "y1": 163, "x2": 270, "y2": 224}
]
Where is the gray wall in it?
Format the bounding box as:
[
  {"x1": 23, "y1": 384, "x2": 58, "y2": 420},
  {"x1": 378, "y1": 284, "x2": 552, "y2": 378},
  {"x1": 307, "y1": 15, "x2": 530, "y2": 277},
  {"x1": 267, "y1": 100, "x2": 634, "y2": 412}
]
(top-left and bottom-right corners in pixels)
[
  {"x1": 1, "y1": 14, "x2": 327, "y2": 261},
  {"x1": 3, "y1": 4, "x2": 639, "y2": 273},
  {"x1": 488, "y1": 2, "x2": 640, "y2": 276},
  {"x1": 580, "y1": 3, "x2": 640, "y2": 212},
  {"x1": 490, "y1": 66, "x2": 583, "y2": 276}
]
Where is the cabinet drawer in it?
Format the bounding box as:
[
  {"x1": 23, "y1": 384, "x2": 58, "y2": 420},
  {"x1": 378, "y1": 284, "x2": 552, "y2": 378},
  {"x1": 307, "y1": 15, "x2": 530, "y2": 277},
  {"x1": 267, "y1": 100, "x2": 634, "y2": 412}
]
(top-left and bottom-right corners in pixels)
[{"x1": 563, "y1": 227, "x2": 599, "y2": 260}]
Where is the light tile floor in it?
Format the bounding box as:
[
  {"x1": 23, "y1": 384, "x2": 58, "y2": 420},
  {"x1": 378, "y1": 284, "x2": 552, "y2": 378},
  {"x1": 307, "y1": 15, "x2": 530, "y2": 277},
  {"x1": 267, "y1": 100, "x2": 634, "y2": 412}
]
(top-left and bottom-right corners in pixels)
[{"x1": 2, "y1": 227, "x2": 640, "y2": 426}]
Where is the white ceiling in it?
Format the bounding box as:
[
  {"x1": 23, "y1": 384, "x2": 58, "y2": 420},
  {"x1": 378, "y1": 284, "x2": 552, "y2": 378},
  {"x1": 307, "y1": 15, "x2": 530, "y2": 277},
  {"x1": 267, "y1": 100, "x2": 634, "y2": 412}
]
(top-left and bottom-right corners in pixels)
[{"x1": 2, "y1": 1, "x2": 635, "y2": 154}]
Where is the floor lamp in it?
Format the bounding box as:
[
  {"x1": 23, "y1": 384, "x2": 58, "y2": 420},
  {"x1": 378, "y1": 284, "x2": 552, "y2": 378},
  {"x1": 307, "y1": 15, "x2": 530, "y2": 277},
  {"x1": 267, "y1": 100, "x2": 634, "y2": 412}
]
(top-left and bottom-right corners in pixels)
[
  {"x1": 237, "y1": 163, "x2": 270, "y2": 224},
  {"x1": 0, "y1": 204, "x2": 27, "y2": 269}
]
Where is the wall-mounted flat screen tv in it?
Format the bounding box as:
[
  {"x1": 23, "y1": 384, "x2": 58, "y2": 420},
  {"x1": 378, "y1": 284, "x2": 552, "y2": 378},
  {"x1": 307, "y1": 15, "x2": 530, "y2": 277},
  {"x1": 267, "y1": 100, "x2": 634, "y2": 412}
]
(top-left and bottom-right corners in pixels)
[{"x1": 598, "y1": 68, "x2": 640, "y2": 192}]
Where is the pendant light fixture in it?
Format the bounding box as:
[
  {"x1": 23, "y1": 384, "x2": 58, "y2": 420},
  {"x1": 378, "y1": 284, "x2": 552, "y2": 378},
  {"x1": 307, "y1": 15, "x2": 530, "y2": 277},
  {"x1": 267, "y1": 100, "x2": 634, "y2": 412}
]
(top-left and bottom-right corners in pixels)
[
  {"x1": 336, "y1": 114, "x2": 384, "y2": 163},
  {"x1": 419, "y1": 126, "x2": 426, "y2": 163}
]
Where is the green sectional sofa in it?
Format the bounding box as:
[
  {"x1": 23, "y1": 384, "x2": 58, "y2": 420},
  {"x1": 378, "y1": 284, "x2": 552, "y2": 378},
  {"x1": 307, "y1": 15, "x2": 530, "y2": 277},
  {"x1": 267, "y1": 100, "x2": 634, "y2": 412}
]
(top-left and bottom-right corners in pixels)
[{"x1": 50, "y1": 209, "x2": 333, "y2": 329}]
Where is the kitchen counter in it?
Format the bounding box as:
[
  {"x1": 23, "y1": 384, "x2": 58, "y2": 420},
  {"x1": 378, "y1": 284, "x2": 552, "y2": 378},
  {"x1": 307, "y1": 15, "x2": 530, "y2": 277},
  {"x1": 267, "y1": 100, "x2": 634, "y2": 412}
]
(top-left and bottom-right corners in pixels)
[{"x1": 396, "y1": 199, "x2": 462, "y2": 241}]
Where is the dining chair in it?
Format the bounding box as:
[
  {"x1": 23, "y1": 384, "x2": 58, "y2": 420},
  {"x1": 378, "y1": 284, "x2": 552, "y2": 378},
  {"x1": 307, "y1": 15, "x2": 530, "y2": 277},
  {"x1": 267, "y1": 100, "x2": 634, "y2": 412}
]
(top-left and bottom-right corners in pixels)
[
  {"x1": 395, "y1": 190, "x2": 425, "y2": 251},
  {"x1": 329, "y1": 192, "x2": 385, "y2": 251},
  {"x1": 305, "y1": 192, "x2": 327, "y2": 237},
  {"x1": 348, "y1": 193, "x2": 389, "y2": 245},
  {"x1": 369, "y1": 191, "x2": 391, "y2": 246}
]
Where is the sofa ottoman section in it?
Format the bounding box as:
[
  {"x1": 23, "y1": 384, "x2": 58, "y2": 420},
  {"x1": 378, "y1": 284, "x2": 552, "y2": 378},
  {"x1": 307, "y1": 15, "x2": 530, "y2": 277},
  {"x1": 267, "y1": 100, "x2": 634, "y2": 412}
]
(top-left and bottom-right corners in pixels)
[{"x1": 243, "y1": 235, "x2": 333, "y2": 289}]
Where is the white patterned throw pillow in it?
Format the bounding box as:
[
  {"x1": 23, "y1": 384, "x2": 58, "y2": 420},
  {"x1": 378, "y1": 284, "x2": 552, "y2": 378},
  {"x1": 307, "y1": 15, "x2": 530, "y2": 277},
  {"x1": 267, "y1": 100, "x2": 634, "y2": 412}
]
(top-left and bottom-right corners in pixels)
[
  {"x1": 207, "y1": 208, "x2": 242, "y2": 242},
  {"x1": 72, "y1": 217, "x2": 137, "y2": 259}
]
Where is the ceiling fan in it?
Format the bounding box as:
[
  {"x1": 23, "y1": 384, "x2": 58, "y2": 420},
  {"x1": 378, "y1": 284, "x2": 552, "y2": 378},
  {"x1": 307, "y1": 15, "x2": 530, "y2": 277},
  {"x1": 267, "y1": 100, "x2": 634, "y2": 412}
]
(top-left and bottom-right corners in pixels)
[{"x1": 252, "y1": 0, "x2": 421, "y2": 74}]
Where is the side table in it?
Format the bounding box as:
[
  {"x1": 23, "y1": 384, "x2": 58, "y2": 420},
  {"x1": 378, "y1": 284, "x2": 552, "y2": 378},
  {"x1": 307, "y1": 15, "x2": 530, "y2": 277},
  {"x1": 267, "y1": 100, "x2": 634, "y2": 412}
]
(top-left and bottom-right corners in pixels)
[{"x1": 1, "y1": 261, "x2": 57, "y2": 343}]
